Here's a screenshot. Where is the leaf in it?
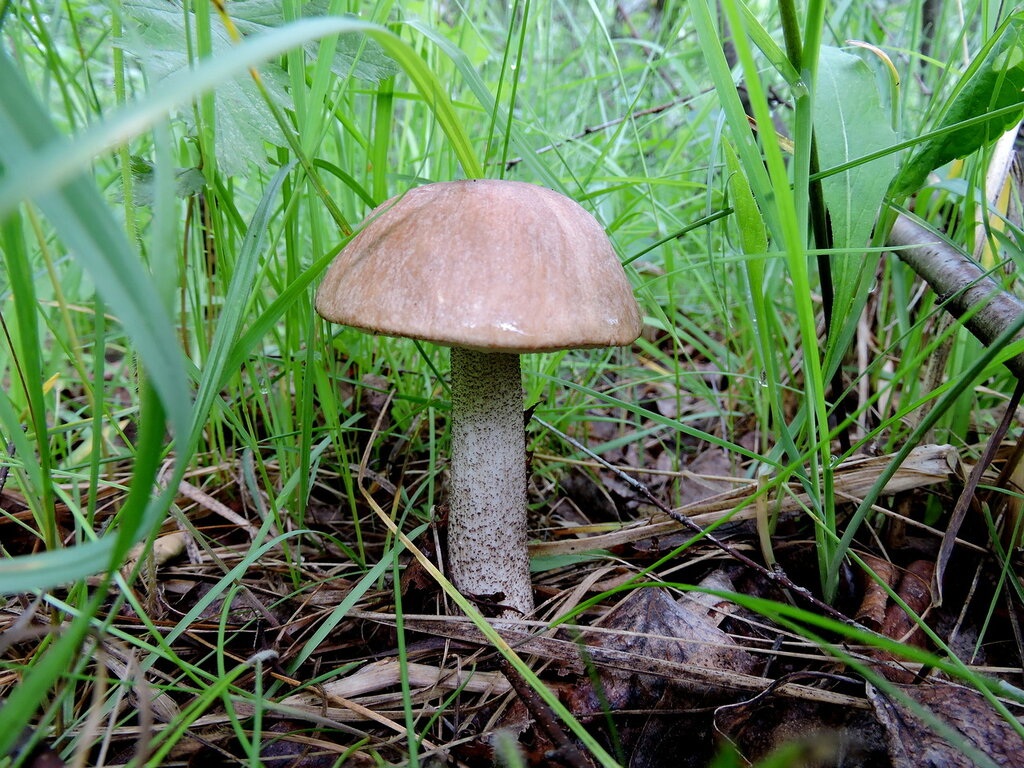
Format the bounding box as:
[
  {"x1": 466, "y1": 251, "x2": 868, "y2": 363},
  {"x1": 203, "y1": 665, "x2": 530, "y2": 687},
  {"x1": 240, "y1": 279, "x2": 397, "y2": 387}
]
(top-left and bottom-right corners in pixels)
[
  {"x1": 118, "y1": 156, "x2": 205, "y2": 205},
  {"x1": 121, "y1": 0, "x2": 289, "y2": 175},
  {"x1": 119, "y1": 0, "x2": 397, "y2": 175},
  {"x1": 724, "y1": 141, "x2": 768, "y2": 256},
  {"x1": 814, "y1": 46, "x2": 898, "y2": 376},
  {"x1": 231, "y1": 0, "x2": 398, "y2": 82},
  {"x1": 891, "y1": 12, "x2": 1024, "y2": 198}
]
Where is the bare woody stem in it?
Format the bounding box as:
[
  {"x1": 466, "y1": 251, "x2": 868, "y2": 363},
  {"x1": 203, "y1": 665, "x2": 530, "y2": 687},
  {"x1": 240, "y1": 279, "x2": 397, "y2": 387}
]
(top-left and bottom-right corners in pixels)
[
  {"x1": 887, "y1": 215, "x2": 1024, "y2": 379},
  {"x1": 447, "y1": 347, "x2": 534, "y2": 617}
]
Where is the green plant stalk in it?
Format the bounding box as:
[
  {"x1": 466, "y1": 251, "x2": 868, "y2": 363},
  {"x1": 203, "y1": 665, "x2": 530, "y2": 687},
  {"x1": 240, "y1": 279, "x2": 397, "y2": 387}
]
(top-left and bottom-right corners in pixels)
[
  {"x1": 777, "y1": 0, "x2": 803, "y2": 69},
  {"x1": 110, "y1": 4, "x2": 138, "y2": 249},
  {"x1": 24, "y1": 0, "x2": 77, "y2": 127},
  {"x1": 217, "y1": 584, "x2": 255, "y2": 756},
  {"x1": 86, "y1": 294, "x2": 106, "y2": 528},
  {"x1": 977, "y1": 504, "x2": 1024, "y2": 660},
  {"x1": 27, "y1": 206, "x2": 93, "y2": 412},
  {"x1": 738, "y1": 0, "x2": 803, "y2": 90},
  {"x1": 791, "y1": 0, "x2": 839, "y2": 579},
  {"x1": 686, "y1": 0, "x2": 803, "y2": 474},
  {"x1": 393, "y1": 534, "x2": 420, "y2": 768},
  {"x1": 277, "y1": 171, "x2": 307, "y2": 575},
  {"x1": 723, "y1": 140, "x2": 800, "y2": 465},
  {"x1": 405, "y1": 19, "x2": 560, "y2": 189},
  {"x1": 294, "y1": 315, "x2": 318, "y2": 576},
  {"x1": 1, "y1": 210, "x2": 57, "y2": 551},
  {"x1": 720, "y1": 0, "x2": 832, "y2": 580},
  {"x1": 189, "y1": 0, "x2": 218, "y2": 193},
  {"x1": 372, "y1": 76, "x2": 394, "y2": 203},
  {"x1": 248, "y1": 656, "x2": 268, "y2": 768},
  {"x1": 741, "y1": 0, "x2": 835, "y2": 581},
  {"x1": 302, "y1": 0, "x2": 351, "y2": 160},
  {"x1": 484, "y1": 0, "x2": 518, "y2": 167},
  {"x1": 499, "y1": 0, "x2": 530, "y2": 172},
  {"x1": 282, "y1": 0, "x2": 307, "y2": 126}
]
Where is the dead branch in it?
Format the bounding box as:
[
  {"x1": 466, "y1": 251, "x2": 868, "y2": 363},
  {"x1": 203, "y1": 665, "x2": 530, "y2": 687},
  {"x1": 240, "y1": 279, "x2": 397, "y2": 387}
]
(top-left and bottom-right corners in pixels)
[{"x1": 887, "y1": 215, "x2": 1024, "y2": 379}]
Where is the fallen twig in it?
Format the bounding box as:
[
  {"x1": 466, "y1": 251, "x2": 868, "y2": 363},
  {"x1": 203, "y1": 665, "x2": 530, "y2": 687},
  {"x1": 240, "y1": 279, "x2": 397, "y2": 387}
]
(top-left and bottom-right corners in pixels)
[
  {"x1": 498, "y1": 96, "x2": 701, "y2": 169},
  {"x1": 499, "y1": 659, "x2": 595, "y2": 768}
]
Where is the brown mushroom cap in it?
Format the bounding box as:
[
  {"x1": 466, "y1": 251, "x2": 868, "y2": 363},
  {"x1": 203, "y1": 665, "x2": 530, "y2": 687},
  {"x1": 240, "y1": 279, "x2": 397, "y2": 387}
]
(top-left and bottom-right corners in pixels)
[{"x1": 315, "y1": 179, "x2": 642, "y2": 353}]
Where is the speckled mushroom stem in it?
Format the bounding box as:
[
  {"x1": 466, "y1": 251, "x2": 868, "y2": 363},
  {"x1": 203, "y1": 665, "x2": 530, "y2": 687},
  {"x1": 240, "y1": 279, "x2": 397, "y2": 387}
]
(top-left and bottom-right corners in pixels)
[{"x1": 448, "y1": 347, "x2": 534, "y2": 617}]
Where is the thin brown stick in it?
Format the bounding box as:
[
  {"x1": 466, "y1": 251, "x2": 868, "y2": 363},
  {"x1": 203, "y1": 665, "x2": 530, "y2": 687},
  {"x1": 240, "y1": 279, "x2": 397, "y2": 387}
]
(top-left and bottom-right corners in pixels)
[
  {"x1": 933, "y1": 378, "x2": 1024, "y2": 605},
  {"x1": 498, "y1": 659, "x2": 595, "y2": 768},
  {"x1": 499, "y1": 95, "x2": 703, "y2": 169}
]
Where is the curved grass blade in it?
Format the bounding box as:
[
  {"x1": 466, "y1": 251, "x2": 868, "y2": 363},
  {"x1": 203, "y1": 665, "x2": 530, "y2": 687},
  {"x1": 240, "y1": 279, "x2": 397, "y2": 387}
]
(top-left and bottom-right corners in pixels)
[
  {"x1": 0, "y1": 17, "x2": 480, "y2": 216},
  {"x1": 0, "y1": 53, "x2": 191, "y2": 441}
]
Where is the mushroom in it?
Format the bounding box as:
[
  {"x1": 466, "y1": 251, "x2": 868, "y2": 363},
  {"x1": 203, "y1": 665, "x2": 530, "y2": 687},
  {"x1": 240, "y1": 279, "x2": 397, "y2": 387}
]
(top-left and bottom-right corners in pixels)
[{"x1": 316, "y1": 179, "x2": 642, "y2": 617}]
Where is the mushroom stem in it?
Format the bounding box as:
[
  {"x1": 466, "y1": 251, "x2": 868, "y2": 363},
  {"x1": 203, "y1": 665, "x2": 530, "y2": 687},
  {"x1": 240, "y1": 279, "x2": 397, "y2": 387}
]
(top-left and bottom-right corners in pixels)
[{"x1": 448, "y1": 347, "x2": 534, "y2": 617}]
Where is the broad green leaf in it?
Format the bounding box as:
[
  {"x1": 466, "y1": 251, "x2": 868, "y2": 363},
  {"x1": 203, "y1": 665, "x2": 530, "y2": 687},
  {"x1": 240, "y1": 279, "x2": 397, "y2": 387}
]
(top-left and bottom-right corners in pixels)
[
  {"x1": 121, "y1": 0, "x2": 290, "y2": 174},
  {"x1": 120, "y1": 0, "x2": 397, "y2": 175},
  {"x1": 814, "y1": 46, "x2": 898, "y2": 376},
  {"x1": 231, "y1": 0, "x2": 398, "y2": 82},
  {"x1": 724, "y1": 141, "x2": 768, "y2": 256},
  {"x1": 891, "y1": 12, "x2": 1024, "y2": 198}
]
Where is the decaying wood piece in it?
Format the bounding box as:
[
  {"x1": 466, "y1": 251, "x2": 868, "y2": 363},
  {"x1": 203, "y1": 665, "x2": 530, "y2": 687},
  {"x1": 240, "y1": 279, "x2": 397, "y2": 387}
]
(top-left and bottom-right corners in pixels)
[
  {"x1": 530, "y1": 444, "x2": 959, "y2": 558},
  {"x1": 887, "y1": 215, "x2": 1024, "y2": 378}
]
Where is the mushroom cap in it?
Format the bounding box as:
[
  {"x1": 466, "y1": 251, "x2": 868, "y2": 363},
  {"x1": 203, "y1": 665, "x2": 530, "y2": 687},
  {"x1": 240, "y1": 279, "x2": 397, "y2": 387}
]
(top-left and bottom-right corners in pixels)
[{"x1": 315, "y1": 179, "x2": 643, "y2": 353}]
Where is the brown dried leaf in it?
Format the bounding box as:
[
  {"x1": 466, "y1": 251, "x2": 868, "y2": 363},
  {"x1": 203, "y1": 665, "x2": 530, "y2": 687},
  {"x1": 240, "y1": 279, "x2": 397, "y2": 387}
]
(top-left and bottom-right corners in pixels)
[
  {"x1": 283, "y1": 658, "x2": 509, "y2": 706},
  {"x1": 867, "y1": 682, "x2": 1024, "y2": 768},
  {"x1": 120, "y1": 532, "x2": 187, "y2": 581},
  {"x1": 856, "y1": 554, "x2": 900, "y2": 630},
  {"x1": 869, "y1": 560, "x2": 935, "y2": 683},
  {"x1": 566, "y1": 586, "x2": 757, "y2": 715}
]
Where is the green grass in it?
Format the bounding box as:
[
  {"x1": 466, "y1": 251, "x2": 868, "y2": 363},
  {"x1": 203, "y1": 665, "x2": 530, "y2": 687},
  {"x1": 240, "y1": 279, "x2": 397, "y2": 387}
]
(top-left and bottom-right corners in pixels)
[{"x1": 2, "y1": 0, "x2": 1023, "y2": 765}]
